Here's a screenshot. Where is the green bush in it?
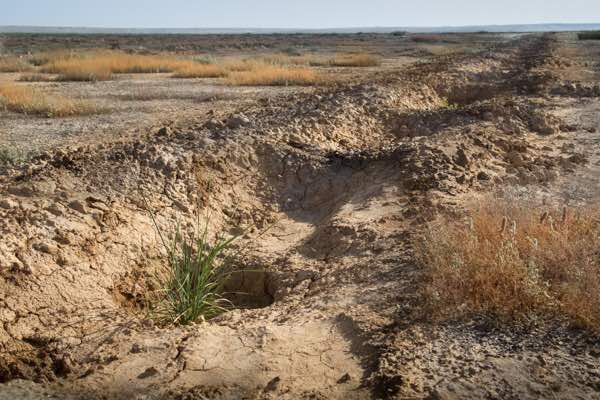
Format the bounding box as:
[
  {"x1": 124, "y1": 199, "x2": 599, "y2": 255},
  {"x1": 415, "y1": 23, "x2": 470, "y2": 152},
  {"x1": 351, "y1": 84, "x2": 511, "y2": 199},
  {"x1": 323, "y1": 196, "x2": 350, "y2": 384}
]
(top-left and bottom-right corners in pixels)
[
  {"x1": 578, "y1": 31, "x2": 600, "y2": 40},
  {"x1": 0, "y1": 145, "x2": 28, "y2": 168}
]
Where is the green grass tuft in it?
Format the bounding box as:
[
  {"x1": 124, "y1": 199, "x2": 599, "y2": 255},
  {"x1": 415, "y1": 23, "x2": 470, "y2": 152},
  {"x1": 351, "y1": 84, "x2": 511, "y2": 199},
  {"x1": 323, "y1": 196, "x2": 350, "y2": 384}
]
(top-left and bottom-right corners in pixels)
[{"x1": 149, "y1": 215, "x2": 237, "y2": 325}]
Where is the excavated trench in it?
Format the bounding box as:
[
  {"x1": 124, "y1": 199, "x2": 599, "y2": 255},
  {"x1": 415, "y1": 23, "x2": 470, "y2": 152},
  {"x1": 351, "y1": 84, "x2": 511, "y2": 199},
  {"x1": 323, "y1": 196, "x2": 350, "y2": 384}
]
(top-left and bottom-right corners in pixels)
[{"x1": 1, "y1": 34, "x2": 588, "y2": 398}]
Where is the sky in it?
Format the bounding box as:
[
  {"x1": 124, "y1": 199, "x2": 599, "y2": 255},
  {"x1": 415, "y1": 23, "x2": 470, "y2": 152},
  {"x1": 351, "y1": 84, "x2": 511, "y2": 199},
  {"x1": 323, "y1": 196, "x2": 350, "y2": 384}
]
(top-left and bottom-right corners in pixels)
[{"x1": 1, "y1": 0, "x2": 599, "y2": 28}]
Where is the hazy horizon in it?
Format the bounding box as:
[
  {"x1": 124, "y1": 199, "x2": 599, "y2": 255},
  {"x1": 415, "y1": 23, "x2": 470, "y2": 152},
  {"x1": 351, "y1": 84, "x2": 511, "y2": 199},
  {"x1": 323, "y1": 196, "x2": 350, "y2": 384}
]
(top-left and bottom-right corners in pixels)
[{"x1": 2, "y1": 0, "x2": 599, "y2": 29}]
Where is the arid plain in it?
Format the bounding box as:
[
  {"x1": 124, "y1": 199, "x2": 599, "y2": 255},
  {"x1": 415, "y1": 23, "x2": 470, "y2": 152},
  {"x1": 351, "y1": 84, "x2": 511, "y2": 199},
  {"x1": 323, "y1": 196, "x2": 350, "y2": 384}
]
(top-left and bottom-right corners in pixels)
[{"x1": 0, "y1": 31, "x2": 599, "y2": 399}]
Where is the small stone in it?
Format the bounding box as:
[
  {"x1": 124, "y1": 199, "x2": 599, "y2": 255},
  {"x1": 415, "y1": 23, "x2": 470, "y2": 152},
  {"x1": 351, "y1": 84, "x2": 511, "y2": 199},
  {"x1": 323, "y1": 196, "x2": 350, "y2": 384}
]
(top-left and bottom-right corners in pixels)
[
  {"x1": 33, "y1": 242, "x2": 58, "y2": 255},
  {"x1": 264, "y1": 376, "x2": 281, "y2": 392},
  {"x1": 427, "y1": 388, "x2": 451, "y2": 400},
  {"x1": 68, "y1": 200, "x2": 87, "y2": 214},
  {"x1": 226, "y1": 114, "x2": 250, "y2": 129},
  {"x1": 137, "y1": 367, "x2": 159, "y2": 379},
  {"x1": 53, "y1": 356, "x2": 73, "y2": 377},
  {"x1": 507, "y1": 151, "x2": 525, "y2": 167},
  {"x1": 46, "y1": 202, "x2": 65, "y2": 216},
  {"x1": 477, "y1": 171, "x2": 491, "y2": 181},
  {"x1": 0, "y1": 199, "x2": 18, "y2": 209},
  {"x1": 172, "y1": 199, "x2": 189, "y2": 213},
  {"x1": 130, "y1": 343, "x2": 145, "y2": 354},
  {"x1": 337, "y1": 373, "x2": 352, "y2": 384},
  {"x1": 205, "y1": 119, "x2": 225, "y2": 130},
  {"x1": 11, "y1": 260, "x2": 32, "y2": 275},
  {"x1": 536, "y1": 354, "x2": 547, "y2": 366},
  {"x1": 88, "y1": 201, "x2": 110, "y2": 212},
  {"x1": 454, "y1": 148, "x2": 470, "y2": 168},
  {"x1": 568, "y1": 153, "x2": 587, "y2": 164},
  {"x1": 157, "y1": 127, "x2": 172, "y2": 137}
]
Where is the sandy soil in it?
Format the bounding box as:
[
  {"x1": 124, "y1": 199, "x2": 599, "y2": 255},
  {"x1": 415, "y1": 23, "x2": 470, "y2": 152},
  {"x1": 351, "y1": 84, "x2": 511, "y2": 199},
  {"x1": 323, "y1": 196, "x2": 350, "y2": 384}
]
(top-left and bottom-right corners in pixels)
[{"x1": 0, "y1": 32, "x2": 599, "y2": 399}]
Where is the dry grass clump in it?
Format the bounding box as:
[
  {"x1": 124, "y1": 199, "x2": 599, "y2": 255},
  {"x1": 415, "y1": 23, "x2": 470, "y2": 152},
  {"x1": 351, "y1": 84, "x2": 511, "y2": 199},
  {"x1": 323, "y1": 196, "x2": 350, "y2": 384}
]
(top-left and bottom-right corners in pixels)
[
  {"x1": 258, "y1": 53, "x2": 311, "y2": 66},
  {"x1": 37, "y1": 50, "x2": 228, "y2": 80},
  {"x1": 222, "y1": 58, "x2": 263, "y2": 72},
  {"x1": 226, "y1": 65, "x2": 322, "y2": 86},
  {"x1": 0, "y1": 57, "x2": 33, "y2": 72},
  {"x1": 0, "y1": 84, "x2": 101, "y2": 117},
  {"x1": 172, "y1": 63, "x2": 227, "y2": 78},
  {"x1": 41, "y1": 57, "x2": 113, "y2": 81},
  {"x1": 53, "y1": 62, "x2": 114, "y2": 82},
  {"x1": 18, "y1": 73, "x2": 54, "y2": 82},
  {"x1": 419, "y1": 200, "x2": 600, "y2": 331},
  {"x1": 29, "y1": 49, "x2": 75, "y2": 66},
  {"x1": 222, "y1": 54, "x2": 310, "y2": 71},
  {"x1": 327, "y1": 53, "x2": 381, "y2": 67},
  {"x1": 39, "y1": 50, "x2": 196, "y2": 79}
]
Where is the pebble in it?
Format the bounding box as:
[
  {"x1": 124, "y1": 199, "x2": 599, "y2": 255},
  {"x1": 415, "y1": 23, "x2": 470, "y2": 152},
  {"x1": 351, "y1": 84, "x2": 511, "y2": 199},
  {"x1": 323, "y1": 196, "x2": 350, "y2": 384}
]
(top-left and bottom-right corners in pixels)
[
  {"x1": 0, "y1": 199, "x2": 18, "y2": 209},
  {"x1": 68, "y1": 200, "x2": 88, "y2": 214}
]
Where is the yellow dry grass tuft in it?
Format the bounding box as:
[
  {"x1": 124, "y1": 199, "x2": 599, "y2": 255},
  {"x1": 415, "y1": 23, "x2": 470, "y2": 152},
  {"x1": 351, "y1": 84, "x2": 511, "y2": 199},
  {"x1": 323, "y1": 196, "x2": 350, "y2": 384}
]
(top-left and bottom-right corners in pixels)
[
  {"x1": 257, "y1": 53, "x2": 311, "y2": 66},
  {"x1": 30, "y1": 49, "x2": 75, "y2": 66},
  {"x1": 0, "y1": 57, "x2": 33, "y2": 72},
  {"x1": 226, "y1": 64, "x2": 323, "y2": 86},
  {"x1": 39, "y1": 50, "x2": 200, "y2": 80},
  {"x1": 327, "y1": 53, "x2": 381, "y2": 67},
  {"x1": 171, "y1": 63, "x2": 227, "y2": 78},
  {"x1": 419, "y1": 199, "x2": 600, "y2": 331},
  {"x1": 222, "y1": 58, "x2": 263, "y2": 72},
  {"x1": 49, "y1": 61, "x2": 114, "y2": 82},
  {"x1": 18, "y1": 73, "x2": 55, "y2": 82},
  {"x1": 0, "y1": 83, "x2": 101, "y2": 117}
]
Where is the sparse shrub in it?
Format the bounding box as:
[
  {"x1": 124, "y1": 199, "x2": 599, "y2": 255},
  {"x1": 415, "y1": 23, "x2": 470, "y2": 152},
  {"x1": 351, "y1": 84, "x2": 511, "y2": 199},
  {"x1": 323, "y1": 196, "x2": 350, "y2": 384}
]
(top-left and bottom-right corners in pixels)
[
  {"x1": 55, "y1": 67, "x2": 113, "y2": 82},
  {"x1": 0, "y1": 56, "x2": 33, "y2": 72},
  {"x1": 18, "y1": 73, "x2": 54, "y2": 82},
  {"x1": 308, "y1": 53, "x2": 380, "y2": 68},
  {"x1": 172, "y1": 63, "x2": 227, "y2": 78},
  {"x1": 29, "y1": 49, "x2": 75, "y2": 66},
  {"x1": 439, "y1": 97, "x2": 458, "y2": 109},
  {"x1": 149, "y1": 217, "x2": 237, "y2": 325},
  {"x1": 191, "y1": 55, "x2": 219, "y2": 65},
  {"x1": 258, "y1": 53, "x2": 309, "y2": 66},
  {"x1": 226, "y1": 65, "x2": 323, "y2": 86},
  {"x1": 391, "y1": 31, "x2": 408, "y2": 37},
  {"x1": 0, "y1": 145, "x2": 28, "y2": 167},
  {"x1": 410, "y1": 34, "x2": 444, "y2": 43},
  {"x1": 419, "y1": 199, "x2": 600, "y2": 331},
  {"x1": 223, "y1": 58, "x2": 263, "y2": 72},
  {"x1": 578, "y1": 31, "x2": 600, "y2": 40},
  {"x1": 282, "y1": 46, "x2": 303, "y2": 56},
  {"x1": 0, "y1": 83, "x2": 102, "y2": 117},
  {"x1": 114, "y1": 91, "x2": 233, "y2": 102}
]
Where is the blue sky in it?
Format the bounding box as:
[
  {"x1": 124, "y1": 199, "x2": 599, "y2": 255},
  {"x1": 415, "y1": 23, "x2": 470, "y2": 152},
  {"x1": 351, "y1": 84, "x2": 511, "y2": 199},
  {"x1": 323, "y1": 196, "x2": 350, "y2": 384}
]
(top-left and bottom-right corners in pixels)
[{"x1": 1, "y1": 0, "x2": 599, "y2": 28}]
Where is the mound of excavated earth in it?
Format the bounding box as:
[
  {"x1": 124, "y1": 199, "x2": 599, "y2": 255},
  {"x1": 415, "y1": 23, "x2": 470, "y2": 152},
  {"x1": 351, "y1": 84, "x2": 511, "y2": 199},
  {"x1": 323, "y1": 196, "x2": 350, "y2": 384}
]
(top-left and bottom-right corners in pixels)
[{"x1": 0, "y1": 34, "x2": 599, "y2": 399}]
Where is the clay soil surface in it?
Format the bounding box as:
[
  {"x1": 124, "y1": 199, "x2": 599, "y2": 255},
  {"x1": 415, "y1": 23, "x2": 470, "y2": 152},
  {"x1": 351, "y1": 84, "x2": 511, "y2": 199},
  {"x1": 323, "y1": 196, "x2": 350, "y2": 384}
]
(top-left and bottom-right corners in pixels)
[{"x1": 0, "y1": 32, "x2": 599, "y2": 399}]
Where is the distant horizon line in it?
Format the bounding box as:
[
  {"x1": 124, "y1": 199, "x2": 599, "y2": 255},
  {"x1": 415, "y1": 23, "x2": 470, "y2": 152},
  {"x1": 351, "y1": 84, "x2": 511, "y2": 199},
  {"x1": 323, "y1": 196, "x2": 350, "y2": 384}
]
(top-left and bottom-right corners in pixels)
[{"x1": 1, "y1": 22, "x2": 600, "y2": 34}]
